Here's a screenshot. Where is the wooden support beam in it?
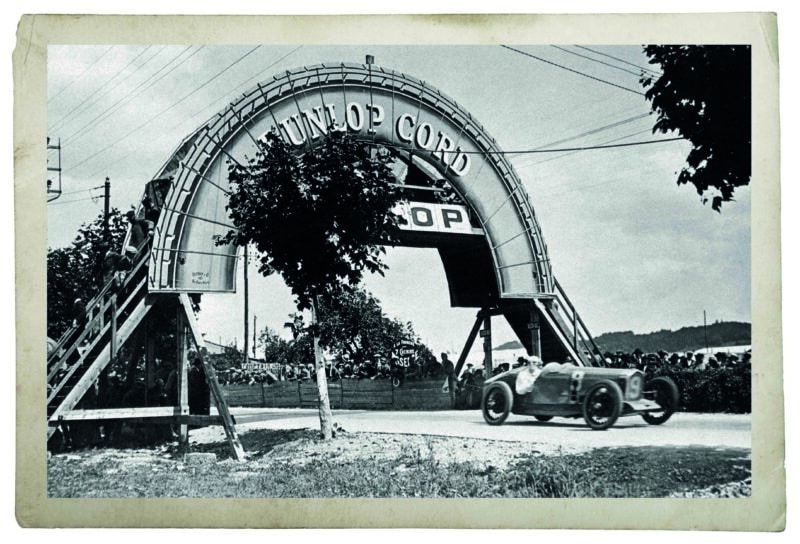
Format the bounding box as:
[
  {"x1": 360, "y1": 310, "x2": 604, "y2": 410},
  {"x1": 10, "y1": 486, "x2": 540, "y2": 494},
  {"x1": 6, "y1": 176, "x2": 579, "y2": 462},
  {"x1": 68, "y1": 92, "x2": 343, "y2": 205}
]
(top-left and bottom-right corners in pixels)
[
  {"x1": 453, "y1": 311, "x2": 484, "y2": 378},
  {"x1": 529, "y1": 308, "x2": 542, "y2": 359},
  {"x1": 110, "y1": 294, "x2": 117, "y2": 361},
  {"x1": 176, "y1": 306, "x2": 189, "y2": 455},
  {"x1": 55, "y1": 406, "x2": 223, "y2": 426},
  {"x1": 145, "y1": 316, "x2": 155, "y2": 405},
  {"x1": 482, "y1": 311, "x2": 493, "y2": 378},
  {"x1": 533, "y1": 299, "x2": 584, "y2": 366},
  {"x1": 47, "y1": 295, "x2": 154, "y2": 438},
  {"x1": 179, "y1": 293, "x2": 246, "y2": 461}
]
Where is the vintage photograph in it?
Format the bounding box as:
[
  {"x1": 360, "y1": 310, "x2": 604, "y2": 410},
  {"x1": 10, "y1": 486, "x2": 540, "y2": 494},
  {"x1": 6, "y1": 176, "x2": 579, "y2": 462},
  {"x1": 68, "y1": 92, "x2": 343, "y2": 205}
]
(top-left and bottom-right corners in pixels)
[{"x1": 15, "y1": 13, "x2": 784, "y2": 529}]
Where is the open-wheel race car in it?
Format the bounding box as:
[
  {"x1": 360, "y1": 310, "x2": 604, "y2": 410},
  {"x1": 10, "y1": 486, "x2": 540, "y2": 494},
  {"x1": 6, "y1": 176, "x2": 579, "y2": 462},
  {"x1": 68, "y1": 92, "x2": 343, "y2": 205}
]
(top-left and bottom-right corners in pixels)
[{"x1": 481, "y1": 361, "x2": 679, "y2": 430}]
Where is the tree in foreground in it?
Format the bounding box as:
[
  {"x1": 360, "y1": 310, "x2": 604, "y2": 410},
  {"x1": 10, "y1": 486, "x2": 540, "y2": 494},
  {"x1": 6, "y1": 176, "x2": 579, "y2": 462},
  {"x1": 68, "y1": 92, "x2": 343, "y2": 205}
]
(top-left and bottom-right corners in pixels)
[
  {"x1": 220, "y1": 130, "x2": 405, "y2": 439},
  {"x1": 641, "y1": 45, "x2": 751, "y2": 211},
  {"x1": 47, "y1": 209, "x2": 127, "y2": 338}
]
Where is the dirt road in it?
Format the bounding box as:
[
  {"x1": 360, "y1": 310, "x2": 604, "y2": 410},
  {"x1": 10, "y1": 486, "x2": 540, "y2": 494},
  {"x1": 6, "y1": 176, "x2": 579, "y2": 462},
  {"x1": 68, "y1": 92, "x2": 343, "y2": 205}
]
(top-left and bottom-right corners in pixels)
[{"x1": 192, "y1": 408, "x2": 751, "y2": 455}]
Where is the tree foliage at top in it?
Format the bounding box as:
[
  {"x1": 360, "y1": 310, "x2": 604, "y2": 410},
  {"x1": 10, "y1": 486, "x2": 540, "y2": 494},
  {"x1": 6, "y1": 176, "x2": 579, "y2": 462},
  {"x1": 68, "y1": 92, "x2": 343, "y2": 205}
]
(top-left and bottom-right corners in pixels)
[
  {"x1": 47, "y1": 208, "x2": 127, "y2": 338},
  {"x1": 641, "y1": 45, "x2": 751, "y2": 211},
  {"x1": 219, "y1": 130, "x2": 406, "y2": 310}
]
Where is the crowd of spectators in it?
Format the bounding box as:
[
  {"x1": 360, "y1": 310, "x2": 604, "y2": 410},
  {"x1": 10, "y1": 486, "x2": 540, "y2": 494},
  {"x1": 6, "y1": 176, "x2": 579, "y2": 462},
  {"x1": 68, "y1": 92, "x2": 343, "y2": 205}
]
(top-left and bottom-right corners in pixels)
[{"x1": 590, "y1": 348, "x2": 751, "y2": 373}]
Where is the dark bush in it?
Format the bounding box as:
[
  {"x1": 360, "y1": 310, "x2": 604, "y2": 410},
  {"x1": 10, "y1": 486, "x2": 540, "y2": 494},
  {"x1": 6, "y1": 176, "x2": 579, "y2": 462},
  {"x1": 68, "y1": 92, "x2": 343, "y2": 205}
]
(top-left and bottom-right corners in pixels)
[{"x1": 648, "y1": 365, "x2": 751, "y2": 413}]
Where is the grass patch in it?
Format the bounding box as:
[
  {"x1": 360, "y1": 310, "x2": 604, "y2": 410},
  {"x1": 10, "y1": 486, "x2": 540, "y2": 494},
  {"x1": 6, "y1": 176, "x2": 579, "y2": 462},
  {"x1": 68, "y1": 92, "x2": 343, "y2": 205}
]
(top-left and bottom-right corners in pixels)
[{"x1": 48, "y1": 430, "x2": 750, "y2": 498}]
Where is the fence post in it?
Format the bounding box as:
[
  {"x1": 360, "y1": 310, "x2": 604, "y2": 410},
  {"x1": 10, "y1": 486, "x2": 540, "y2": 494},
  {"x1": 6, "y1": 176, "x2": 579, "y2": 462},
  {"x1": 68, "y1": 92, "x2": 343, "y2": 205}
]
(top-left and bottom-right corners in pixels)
[{"x1": 260, "y1": 382, "x2": 267, "y2": 407}]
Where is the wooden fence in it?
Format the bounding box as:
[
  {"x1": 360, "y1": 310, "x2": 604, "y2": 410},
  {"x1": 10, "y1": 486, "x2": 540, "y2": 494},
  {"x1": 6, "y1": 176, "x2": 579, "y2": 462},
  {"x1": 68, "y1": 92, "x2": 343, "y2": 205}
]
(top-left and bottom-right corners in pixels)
[{"x1": 221, "y1": 378, "x2": 453, "y2": 410}]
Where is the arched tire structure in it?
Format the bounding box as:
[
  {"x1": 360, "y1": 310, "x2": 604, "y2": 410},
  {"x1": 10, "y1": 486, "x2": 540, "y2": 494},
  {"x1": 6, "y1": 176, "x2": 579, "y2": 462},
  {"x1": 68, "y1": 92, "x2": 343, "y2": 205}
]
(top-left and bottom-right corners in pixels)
[
  {"x1": 482, "y1": 381, "x2": 514, "y2": 425},
  {"x1": 534, "y1": 415, "x2": 553, "y2": 422},
  {"x1": 582, "y1": 379, "x2": 623, "y2": 430},
  {"x1": 641, "y1": 376, "x2": 680, "y2": 425}
]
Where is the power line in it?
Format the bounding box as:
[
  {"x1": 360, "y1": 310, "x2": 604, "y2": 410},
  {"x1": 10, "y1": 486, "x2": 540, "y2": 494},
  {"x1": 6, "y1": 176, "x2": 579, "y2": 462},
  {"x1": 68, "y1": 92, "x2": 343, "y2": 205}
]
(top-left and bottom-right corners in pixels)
[
  {"x1": 550, "y1": 45, "x2": 643, "y2": 77},
  {"x1": 85, "y1": 46, "x2": 303, "y2": 181},
  {"x1": 526, "y1": 113, "x2": 649, "y2": 152},
  {"x1": 70, "y1": 46, "x2": 262, "y2": 172},
  {"x1": 58, "y1": 45, "x2": 170, "y2": 144},
  {"x1": 58, "y1": 185, "x2": 105, "y2": 197},
  {"x1": 513, "y1": 127, "x2": 659, "y2": 170},
  {"x1": 49, "y1": 46, "x2": 154, "y2": 133},
  {"x1": 64, "y1": 46, "x2": 201, "y2": 146},
  {"x1": 48, "y1": 46, "x2": 115, "y2": 104},
  {"x1": 457, "y1": 136, "x2": 683, "y2": 155},
  {"x1": 511, "y1": 112, "x2": 651, "y2": 170},
  {"x1": 173, "y1": 46, "x2": 304, "y2": 131},
  {"x1": 500, "y1": 44, "x2": 645, "y2": 96},
  {"x1": 48, "y1": 195, "x2": 101, "y2": 206},
  {"x1": 574, "y1": 45, "x2": 661, "y2": 77}
]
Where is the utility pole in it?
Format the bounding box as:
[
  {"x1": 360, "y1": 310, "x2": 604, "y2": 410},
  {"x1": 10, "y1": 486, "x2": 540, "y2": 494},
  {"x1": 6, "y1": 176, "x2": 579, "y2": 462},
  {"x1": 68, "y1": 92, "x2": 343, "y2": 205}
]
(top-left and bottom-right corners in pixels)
[
  {"x1": 103, "y1": 177, "x2": 111, "y2": 244},
  {"x1": 243, "y1": 245, "x2": 249, "y2": 368},
  {"x1": 252, "y1": 315, "x2": 257, "y2": 359},
  {"x1": 703, "y1": 310, "x2": 709, "y2": 354}
]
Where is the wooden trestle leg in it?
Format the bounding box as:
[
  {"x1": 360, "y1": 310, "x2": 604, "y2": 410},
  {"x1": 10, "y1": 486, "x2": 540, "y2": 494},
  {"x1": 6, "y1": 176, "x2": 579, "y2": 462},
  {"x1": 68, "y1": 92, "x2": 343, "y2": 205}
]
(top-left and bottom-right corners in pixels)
[{"x1": 178, "y1": 294, "x2": 246, "y2": 461}]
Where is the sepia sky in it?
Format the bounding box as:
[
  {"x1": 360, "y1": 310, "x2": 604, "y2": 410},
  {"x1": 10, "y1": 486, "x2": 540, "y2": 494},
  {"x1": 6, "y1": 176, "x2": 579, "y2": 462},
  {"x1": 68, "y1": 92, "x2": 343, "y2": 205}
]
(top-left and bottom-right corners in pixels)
[{"x1": 46, "y1": 43, "x2": 752, "y2": 359}]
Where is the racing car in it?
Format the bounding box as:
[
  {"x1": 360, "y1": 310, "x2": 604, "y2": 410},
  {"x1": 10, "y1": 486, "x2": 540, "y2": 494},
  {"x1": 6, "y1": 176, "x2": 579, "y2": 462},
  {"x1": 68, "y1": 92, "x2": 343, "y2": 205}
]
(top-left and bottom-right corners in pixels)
[{"x1": 481, "y1": 360, "x2": 679, "y2": 430}]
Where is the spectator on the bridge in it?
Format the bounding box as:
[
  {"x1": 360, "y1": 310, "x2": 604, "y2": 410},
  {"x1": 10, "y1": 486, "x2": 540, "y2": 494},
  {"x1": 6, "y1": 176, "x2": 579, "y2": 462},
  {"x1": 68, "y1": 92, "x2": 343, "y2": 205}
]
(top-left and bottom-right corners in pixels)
[
  {"x1": 72, "y1": 298, "x2": 87, "y2": 328},
  {"x1": 141, "y1": 196, "x2": 159, "y2": 235},
  {"x1": 126, "y1": 209, "x2": 146, "y2": 251}
]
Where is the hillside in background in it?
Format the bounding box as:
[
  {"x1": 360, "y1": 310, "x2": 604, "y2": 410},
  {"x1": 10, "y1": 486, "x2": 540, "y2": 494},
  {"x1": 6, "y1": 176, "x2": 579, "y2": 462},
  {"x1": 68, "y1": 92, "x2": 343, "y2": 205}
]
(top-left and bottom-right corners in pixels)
[{"x1": 593, "y1": 321, "x2": 751, "y2": 354}]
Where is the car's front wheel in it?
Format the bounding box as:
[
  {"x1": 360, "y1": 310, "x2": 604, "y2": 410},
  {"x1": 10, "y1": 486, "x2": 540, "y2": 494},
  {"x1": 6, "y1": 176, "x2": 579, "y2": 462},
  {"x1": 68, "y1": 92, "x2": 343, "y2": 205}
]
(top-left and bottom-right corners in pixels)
[
  {"x1": 641, "y1": 376, "x2": 679, "y2": 425},
  {"x1": 482, "y1": 381, "x2": 513, "y2": 425},
  {"x1": 582, "y1": 379, "x2": 623, "y2": 430}
]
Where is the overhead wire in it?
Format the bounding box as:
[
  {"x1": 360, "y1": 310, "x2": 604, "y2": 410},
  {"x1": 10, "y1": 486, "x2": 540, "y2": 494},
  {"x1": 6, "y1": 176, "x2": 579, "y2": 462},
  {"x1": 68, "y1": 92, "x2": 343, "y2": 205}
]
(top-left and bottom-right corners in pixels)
[
  {"x1": 48, "y1": 46, "x2": 115, "y2": 104},
  {"x1": 458, "y1": 136, "x2": 683, "y2": 155},
  {"x1": 70, "y1": 45, "x2": 263, "y2": 172},
  {"x1": 84, "y1": 46, "x2": 304, "y2": 181},
  {"x1": 57, "y1": 185, "x2": 105, "y2": 197},
  {"x1": 63, "y1": 46, "x2": 201, "y2": 146},
  {"x1": 574, "y1": 45, "x2": 662, "y2": 77},
  {"x1": 513, "y1": 127, "x2": 666, "y2": 170},
  {"x1": 500, "y1": 44, "x2": 645, "y2": 96},
  {"x1": 48, "y1": 46, "x2": 154, "y2": 133},
  {"x1": 57, "y1": 45, "x2": 172, "y2": 144},
  {"x1": 47, "y1": 195, "x2": 101, "y2": 206},
  {"x1": 550, "y1": 45, "x2": 644, "y2": 77},
  {"x1": 169, "y1": 46, "x2": 305, "y2": 134}
]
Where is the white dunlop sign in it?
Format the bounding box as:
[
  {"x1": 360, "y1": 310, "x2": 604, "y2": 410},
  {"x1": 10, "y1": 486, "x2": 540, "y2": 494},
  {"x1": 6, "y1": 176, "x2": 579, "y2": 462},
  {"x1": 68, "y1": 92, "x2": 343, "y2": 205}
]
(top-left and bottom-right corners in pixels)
[{"x1": 393, "y1": 202, "x2": 477, "y2": 235}]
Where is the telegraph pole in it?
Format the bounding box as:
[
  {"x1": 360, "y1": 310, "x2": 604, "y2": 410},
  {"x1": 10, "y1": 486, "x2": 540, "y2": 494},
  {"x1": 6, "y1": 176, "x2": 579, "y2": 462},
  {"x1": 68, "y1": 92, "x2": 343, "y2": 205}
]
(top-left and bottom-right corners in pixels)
[
  {"x1": 252, "y1": 315, "x2": 257, "y2": 358},
  {"x1": 103, "y1": 177, "x2": 111, "y2": 244},
  {"x1": 243, "y1": 245, "x2": 249, "y2": 368}
]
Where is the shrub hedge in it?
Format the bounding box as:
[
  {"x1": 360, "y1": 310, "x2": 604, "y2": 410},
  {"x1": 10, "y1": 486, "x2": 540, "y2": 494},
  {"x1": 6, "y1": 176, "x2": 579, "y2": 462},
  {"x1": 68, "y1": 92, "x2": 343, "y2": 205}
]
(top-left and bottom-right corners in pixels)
[{"x1": 647, "y1": 365, "x2": 751, "y2": 414}]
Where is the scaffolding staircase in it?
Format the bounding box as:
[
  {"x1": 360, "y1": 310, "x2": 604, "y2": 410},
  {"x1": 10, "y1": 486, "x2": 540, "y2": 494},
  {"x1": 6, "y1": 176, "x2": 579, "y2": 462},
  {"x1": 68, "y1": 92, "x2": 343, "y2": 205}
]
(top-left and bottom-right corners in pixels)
[
  {"x1": 535, "y1": 278, "x2": 603, "y2": 365},
  {"x1": 47, "y1": 243, "x2": 153, "y2": 437},
  {"x1": 46, "y1": 238, "x2": 244, "y2": 460}
]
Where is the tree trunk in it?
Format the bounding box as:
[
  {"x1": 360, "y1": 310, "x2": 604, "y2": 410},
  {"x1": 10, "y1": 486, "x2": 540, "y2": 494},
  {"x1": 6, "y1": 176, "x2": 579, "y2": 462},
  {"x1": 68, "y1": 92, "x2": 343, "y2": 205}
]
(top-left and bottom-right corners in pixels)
[{"x1": 311, "y1": 297, "x2": 334, "y2": 440}]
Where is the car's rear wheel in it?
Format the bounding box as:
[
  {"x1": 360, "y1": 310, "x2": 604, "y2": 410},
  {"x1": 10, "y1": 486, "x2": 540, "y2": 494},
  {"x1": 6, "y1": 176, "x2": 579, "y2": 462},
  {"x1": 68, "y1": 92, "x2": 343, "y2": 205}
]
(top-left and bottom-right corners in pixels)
[
  {"x1": 534, "y1": 415, "x2": 553, "y2": 422},
  {"x1": 582, "y1": 379, "x2": 623, "y2": 430},
  {"x1": 641, "y1": 376, "x2": 679, "y2": 425},
  {"x1": 482, "y1": 382, "x2": 513, "y2": 425}
]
